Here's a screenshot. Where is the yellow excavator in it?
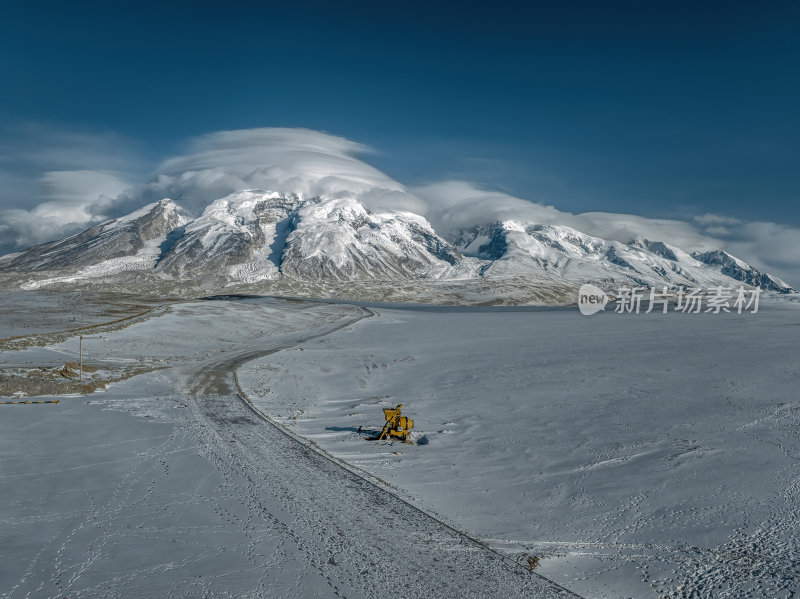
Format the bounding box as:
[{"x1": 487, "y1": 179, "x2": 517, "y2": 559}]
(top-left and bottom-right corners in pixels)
[{"x1": 375, "y1": 404, "x2": 414, "y2": 443}]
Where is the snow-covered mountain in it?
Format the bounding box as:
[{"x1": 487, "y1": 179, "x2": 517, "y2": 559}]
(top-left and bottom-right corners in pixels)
[
  {"x1": 453, "y1": 221, "x2": 794, "y2": 292},
  {"x1": 0, "y1": 191, "x2": 793, "y2": 300},
  {"x1": 690, "y1": 249, "x2": 793, "y2": 292},
  {"x1": 2, "y1": 199, "x2": 190, "y2": 273},
  {"x1": 280, "y1": 198, "x2": 473, "y2": 282},
  {"x1": 154, "y1": 191, "x2": 302, "y2": 284}
]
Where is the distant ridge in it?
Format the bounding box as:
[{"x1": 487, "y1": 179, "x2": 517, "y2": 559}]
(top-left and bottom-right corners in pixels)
[{"x1": 0, "y1": 190, "x2": 793, "y2": 301}]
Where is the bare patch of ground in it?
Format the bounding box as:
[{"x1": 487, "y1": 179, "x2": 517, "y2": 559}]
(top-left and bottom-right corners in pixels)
[{"x1": 0, "y1": 363, "x2": 157, "y2": 397}]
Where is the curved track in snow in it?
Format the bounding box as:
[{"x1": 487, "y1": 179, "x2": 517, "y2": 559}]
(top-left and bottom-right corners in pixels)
[{"x1": 179, "y1": 305, "x2": 580, "y2": 598}]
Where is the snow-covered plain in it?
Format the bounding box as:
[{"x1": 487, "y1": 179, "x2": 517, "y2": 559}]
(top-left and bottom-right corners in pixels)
[
  {"x1": 0, "y1": 291, "x2": 164, "y2": 341},
  {"x1": 2, "y1": 293, "x2": 800, "y2": 598},
  {"x1": 237, "y1": 300, "x2": 800, "y2": 598},
  {"x1": 0, "y1": 296, "x2": 571, "y2": 599}
]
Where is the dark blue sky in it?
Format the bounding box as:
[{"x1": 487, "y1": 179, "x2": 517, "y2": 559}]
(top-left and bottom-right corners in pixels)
[{"x1": 2, "y1": 0, "x2": 800, "y2": 224}]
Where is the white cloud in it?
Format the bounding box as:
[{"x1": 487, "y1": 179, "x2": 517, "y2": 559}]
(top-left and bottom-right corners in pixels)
[
  {"x1": 576, "y1": 212, "x2": 720, "y2": 252},
  {"x1": 413, "y1": 181, "x2": 719, "y2": 253},
  {"x1": 412, "y1": 181, "x2": 570, "y2": 236},
  {"x1": 0, "y1": 124, "x2": 143, "y2": 249},
  {"x1": 0, "y1": 170, "x2": 130, "y2": 247},
  {"x1": 699, "y1": 220, "x2": 800, "y2": 285},
  {"x1": 40, "y1": 170, "x2": 130, "y2": 205},
  {"x1": 139, "y1": 128, "x2": 427, "y2": 216},
  {"x1": 693, "y1": 213, "x2": 744, "y2": 226}
]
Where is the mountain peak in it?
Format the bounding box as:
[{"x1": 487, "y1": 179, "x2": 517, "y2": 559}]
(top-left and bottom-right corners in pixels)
[
  {"x1": 691, "y1": 250, "x2": 794, "y2": 293},
  {"x1": 0, "y1": 194, "x2": 794, "y2": 299},
  {"x1": 1, "y1": 197, "x2": 189, "y2": 272}
]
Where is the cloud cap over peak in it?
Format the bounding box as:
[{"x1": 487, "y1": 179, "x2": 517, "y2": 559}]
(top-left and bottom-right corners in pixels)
[{"x1": 145, "y1": 127, "x2": 425, "y2": 216}]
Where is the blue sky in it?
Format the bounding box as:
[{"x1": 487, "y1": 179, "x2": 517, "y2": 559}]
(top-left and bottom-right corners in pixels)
[{"x1": 1, "y1": 1, "x2": 799, "y2": 281}]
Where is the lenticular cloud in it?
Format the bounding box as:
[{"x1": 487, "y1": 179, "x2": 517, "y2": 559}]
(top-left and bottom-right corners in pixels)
[{"x1": 134, "y1": 128, "x2": 427, "y2": 217}]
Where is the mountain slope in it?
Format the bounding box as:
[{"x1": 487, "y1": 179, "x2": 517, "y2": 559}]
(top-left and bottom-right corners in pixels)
[
  {"x1": 149, "y1": 191, "x2": 472, "y2": 285},
  {"x1": 154, "y1": 191, "x2": 305, "y2": 284},
  {"x1": 280, "y1": 198, "x2": 474, "y2": 282},
  {"x1": 0, "y1": 191, "x2": 794, "y2": 299},
  {"x1": 3, "y1": 199, "x2": 189, "y2": 273},
  {"x1": 453, "y1": 221, "x2": 794, "y2": 293},
  {"x1": 691, "y1": 249, "x2": 793, "y2": 292}
]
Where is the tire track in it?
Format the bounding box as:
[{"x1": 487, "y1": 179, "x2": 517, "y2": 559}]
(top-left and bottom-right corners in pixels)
[{"x1": 183, "y1": 304, "x2": 582, "y2": 598}]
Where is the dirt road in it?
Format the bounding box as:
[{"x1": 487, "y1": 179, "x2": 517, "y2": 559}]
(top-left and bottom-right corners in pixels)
[{"x1": 179, "y1": 304, "x2": 579, "y2": 598}]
